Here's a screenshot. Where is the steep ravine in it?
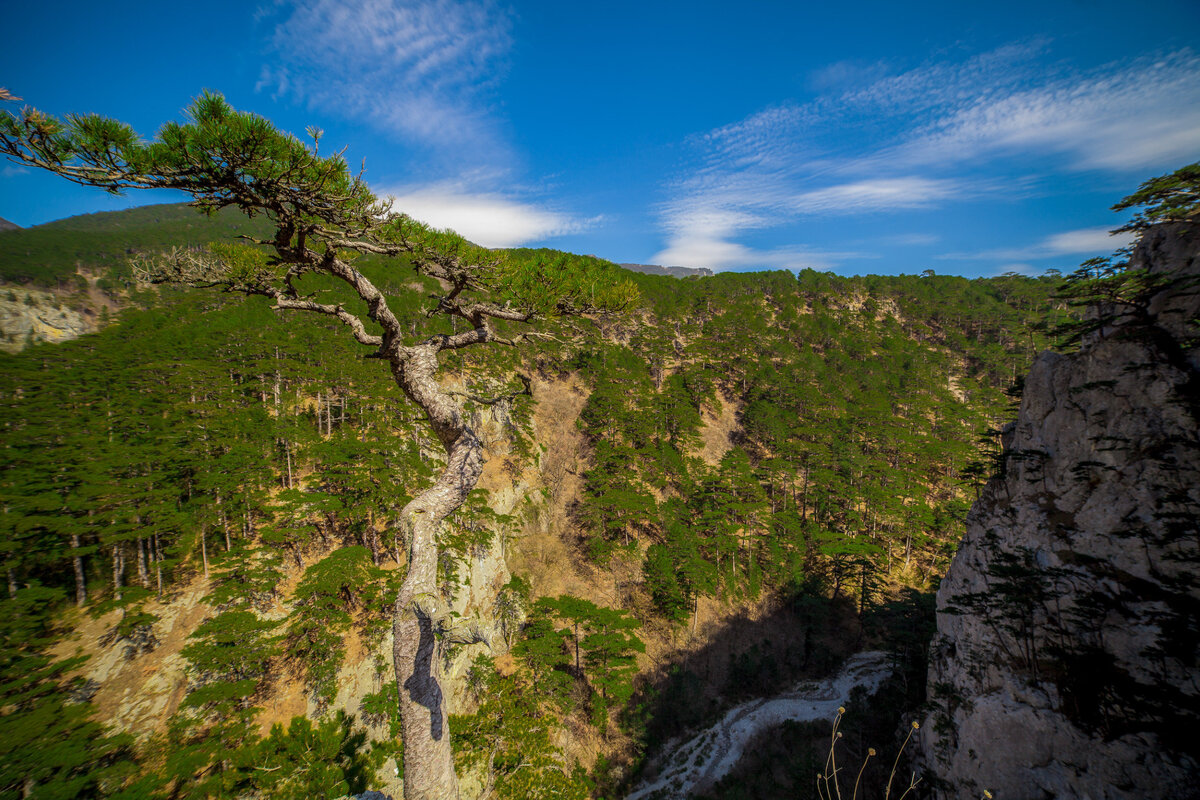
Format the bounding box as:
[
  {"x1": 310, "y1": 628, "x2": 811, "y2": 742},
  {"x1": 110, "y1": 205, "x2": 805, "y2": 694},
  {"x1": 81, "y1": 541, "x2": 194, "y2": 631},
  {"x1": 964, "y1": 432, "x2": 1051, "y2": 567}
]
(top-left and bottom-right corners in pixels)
[
  {"x1": 627, "y1": 652, "x2": 894, "y2": 800},
  {"x1": 919, "y1": 221, "x2": 1200, "y2": 798}
]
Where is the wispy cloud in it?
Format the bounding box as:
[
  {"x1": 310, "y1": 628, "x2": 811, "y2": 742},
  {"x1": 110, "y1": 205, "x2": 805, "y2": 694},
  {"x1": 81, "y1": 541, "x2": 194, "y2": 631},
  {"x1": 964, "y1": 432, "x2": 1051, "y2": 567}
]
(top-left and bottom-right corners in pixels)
[
  {"x1": 791, "y1": 178, "x2": 962, "y2": 214},
  {"x1": 838, "y1": 40, "x2": 1049, "y2": 116},
  {"x1": 884, "y1": 233, "x2": 940, "y2": 247},
  {"x1": 259, "y1": 1, "x2": 599, "y2": 249},
  {"x1": 382, "y1": 178, "x2": 596, "y2": 248},
  {"x1": 994, "y1": 263, "x2": 1039, "y2": 276},
  {"x1": 887, "y1": 50, "x2": 1200, "y2": 172},
  {"x1": 653, "y1": 200, "x2": 866, "y2": 270},
  {"x1": 655, "y1": 237, "x2": 866, "y2": 272},
  {"x1": 1042, "y1": 227, "x2": 1134, "y2": 255},
  {"x1": 939, "y1": 226, "x2": 1136, "y2": 262},
  {"x1": 258, "y1": 0, "x2": 512, "y2": 155},
  {"x1": 657, "y1": 44, "x2": 1200, "y2": 271},
  {"x1": 1, "y1": 165, "x2": 28, "y2": 178},
  {"x1": 653, "y1": 174, "x2": 952, "y2": 270}
]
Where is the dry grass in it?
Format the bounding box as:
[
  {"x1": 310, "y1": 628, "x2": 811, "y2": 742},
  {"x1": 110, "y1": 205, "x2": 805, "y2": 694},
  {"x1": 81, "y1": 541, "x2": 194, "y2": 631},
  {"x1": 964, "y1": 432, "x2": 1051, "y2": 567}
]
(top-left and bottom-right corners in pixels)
[
  {"x1": 697, "y1": 395, "x2": 741, "y2": 466},
  {"x1": 47, "y1": 575, "x2": 213, "y2": 739},
  {"x1": 256, "y1": 664, "x2": 310, "y2": 735},
  {"x1": 506, "y1": 375, "x2": 608, "y2": 601}
]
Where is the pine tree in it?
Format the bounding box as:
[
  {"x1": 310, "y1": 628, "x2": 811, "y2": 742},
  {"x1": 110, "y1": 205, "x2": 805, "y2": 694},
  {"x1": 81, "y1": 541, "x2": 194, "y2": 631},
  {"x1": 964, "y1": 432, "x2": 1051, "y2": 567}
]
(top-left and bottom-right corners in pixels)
[{"x1": 0, "y1": 90, "x2": 635, "y2": 799}]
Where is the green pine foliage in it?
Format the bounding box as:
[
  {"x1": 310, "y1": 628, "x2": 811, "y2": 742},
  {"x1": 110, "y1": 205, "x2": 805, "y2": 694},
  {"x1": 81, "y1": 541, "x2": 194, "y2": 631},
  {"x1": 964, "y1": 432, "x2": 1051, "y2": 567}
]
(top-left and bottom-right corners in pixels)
[
  {"x1": 515, "y1": 596, "x2": 645, "y2": 730},
  {"x1": 0, "y1": 203, "x2": 274, "y2": 288},
  {"x1": 0, "y1": 222, "x2": 1069, "y2": 795},
  {"x1": 244, "y1": 712, "x2": 379, "y2": 800},
  {"x1": 1112, "y1": 161, "x2": 1200, "y2": 230},
  {"x1": 286, "y1": 546, "x2": 394, "y2": 707},
  {"x1": 451, "y1": 656, "x2": 590, "y2": 800},
  {"x1": 568, "y1": 263, "x2": 1070, "y2": 624},
  {"x1": 0, "y1": 585, "x2": 136, "y2": 800}
]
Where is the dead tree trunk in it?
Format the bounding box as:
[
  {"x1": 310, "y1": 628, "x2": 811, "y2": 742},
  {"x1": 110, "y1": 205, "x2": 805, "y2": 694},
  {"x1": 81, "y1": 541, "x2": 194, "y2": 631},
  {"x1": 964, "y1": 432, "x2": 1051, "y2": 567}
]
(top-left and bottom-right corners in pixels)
[
  {"x1": 71, "y1": 533, "x2": 87, "y2": 606},
  {"x1": 112, "y1": 543, "x2": 124, "y2": 602},
  {"x1": 136, "y1": 535, "x2": 149, "y2": 588}
]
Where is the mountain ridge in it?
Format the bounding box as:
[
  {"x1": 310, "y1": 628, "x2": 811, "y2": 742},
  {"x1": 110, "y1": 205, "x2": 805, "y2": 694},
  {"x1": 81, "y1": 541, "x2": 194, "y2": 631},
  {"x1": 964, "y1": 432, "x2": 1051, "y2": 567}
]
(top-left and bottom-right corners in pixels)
[{"x1": 619, "y1": 262, "x2": 715, "y2": 278}]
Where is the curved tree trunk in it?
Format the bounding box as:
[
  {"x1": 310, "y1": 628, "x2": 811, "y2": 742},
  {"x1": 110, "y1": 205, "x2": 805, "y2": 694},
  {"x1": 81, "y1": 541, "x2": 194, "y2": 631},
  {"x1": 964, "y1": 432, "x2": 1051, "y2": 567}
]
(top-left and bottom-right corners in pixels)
[{"x1": 389, "y1": 344, "x2": 483, "y2": 800}]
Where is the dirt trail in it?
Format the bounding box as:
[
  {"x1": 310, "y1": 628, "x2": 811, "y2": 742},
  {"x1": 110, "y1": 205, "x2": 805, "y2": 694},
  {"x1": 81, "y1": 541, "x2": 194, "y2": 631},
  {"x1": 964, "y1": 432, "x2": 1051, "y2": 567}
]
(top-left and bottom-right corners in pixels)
[{"x1": 626, "y1": 651, "x2": 893, "y2": 799}]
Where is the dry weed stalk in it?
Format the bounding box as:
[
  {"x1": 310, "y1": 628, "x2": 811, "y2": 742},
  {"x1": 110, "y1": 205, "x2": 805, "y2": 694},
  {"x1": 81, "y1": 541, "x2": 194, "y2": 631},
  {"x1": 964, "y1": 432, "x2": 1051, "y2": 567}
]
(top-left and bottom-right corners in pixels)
[{"x1": 818, "y1": 708, "x2": 990, "y2": 800}]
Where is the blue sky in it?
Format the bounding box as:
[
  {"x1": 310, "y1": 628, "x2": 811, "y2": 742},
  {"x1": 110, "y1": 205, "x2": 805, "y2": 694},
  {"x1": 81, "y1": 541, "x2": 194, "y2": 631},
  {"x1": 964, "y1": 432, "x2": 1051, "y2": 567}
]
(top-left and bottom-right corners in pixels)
[{"x1": 2, "y1": 0, "x2": 1198, "y2": 277}]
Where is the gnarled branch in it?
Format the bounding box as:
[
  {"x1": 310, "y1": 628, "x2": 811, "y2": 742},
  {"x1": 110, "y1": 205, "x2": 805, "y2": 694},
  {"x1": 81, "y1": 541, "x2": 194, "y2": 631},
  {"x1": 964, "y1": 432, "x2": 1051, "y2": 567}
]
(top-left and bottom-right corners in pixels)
[{"x1": 270, "y1": 296, "x2": 382, "y2": 347}]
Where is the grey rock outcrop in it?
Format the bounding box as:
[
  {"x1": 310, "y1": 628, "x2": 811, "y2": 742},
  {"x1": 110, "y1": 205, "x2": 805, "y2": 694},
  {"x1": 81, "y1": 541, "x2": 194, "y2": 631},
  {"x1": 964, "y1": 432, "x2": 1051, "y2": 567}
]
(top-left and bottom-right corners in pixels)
[
  {"x1": 919, "y1": 222, "x2": 1200, "y2": 799},
  {"x1": 619, "y1": 262, "x2": 715, "y2": 279},
  {"x1": 0, "y1": 287, "x2": 95, "y2": 351}
]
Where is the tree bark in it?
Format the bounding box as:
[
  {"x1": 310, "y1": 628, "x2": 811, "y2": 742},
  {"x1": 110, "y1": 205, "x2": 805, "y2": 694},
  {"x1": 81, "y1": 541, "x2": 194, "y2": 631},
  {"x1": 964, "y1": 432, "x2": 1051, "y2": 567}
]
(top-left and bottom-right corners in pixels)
[
  {"x1": 217, "y1": 493, "x2": 231, "y2": 552},
  {"x1": 112, "y1": 544, "x2": 123, "y2": 601},
  {"x1": 388, "y1": 343, "x2": 482, "y2": 800},
  {"x1": 200, "y1": 529, "x2": 209, "y2": 579},
  {"x1": 284, "y1": 441, "x2": 293, "y2": 489},
  {"x1": 71, "y1": 533, "x2": 87, "y2": 606},
  {"x1": 136, "y1": 535, "x2": 149, "y2": 589},
  {"x1": 154, "y1": 532, "x2": 164, "y2": 598}
]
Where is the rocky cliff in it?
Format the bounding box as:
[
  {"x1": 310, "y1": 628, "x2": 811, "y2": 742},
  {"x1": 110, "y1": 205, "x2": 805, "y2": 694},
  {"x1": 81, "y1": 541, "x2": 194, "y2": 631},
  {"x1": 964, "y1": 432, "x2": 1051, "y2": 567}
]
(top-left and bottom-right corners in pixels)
[
  {"x1": 920, "y1": 221, "x2": 1200, "y2": 798},
  {"x1": 0, "y1": 286, "x2": 96, "y2": 351}
]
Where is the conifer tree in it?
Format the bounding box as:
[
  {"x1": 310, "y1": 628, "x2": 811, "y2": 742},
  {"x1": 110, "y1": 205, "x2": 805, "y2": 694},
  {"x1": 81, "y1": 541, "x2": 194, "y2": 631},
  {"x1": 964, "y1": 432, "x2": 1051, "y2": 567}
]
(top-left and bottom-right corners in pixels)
[{"x1": 0, "y1": 90, "x2": 635, "y2": 799}]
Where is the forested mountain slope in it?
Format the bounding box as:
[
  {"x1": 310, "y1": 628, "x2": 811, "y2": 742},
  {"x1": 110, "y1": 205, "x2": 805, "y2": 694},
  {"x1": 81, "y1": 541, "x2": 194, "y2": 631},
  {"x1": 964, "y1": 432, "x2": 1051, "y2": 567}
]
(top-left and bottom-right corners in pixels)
[
  {"x1": 0, "y1": 203, "x2": 1071, "y2": 799},
  {"x1": 0, "y1": 204, "x2": 275, "y2": 351}
]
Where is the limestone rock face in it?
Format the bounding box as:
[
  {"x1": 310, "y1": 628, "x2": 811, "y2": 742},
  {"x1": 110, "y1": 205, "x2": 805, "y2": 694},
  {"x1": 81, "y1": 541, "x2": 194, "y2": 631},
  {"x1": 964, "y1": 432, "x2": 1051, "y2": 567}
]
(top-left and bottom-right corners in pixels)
[
  {"x1": 919, "y1": 222, "x2": 1200, "y2": 799},
  {"x1": 0, "y1": 287, "x2": 95, "y2": 351}
]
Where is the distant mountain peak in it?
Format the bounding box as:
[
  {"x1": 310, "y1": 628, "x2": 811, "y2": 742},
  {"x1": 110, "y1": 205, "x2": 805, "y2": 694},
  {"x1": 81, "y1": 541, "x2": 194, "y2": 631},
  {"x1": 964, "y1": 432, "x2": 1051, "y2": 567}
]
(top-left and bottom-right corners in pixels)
[
  {"x1": 620, "y1": 263, "x2": 714, "y2": 279},
  {"x1": 0, "y1": 217, "x2": 20, "y2": 232}
]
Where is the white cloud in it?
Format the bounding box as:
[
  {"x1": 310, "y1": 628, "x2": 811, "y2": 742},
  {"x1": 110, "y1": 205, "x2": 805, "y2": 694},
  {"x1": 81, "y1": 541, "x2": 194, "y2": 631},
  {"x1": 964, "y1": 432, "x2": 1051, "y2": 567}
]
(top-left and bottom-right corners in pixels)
[
  {"x1": 885, "y1": 233, "x2": 940, "y2": 246},
  {"x1": 652, "y1": 175, "x2": 958, "y2": 272},
  {"x1": 651, "y1": 201, "x2": 864, "y2": 270},
  {"x1": 995, "y1": 263, "x2": 1039, "y2": 276},
  {"x1": 1, "y1": 165, "x2": 28, "y2": 178},
  {"x1": 655, "y1": 44, "x2": 1199, "y2": 272},
  {"x1": 383, "y1": 181, "x2": 595, "y2": 248},
  {"x1": 890, "y1": 51, "x2": 1200, "y2": 172},
  {"x1": 791, "y1": 178, "x2": 961, "y2": 214},
  {"x1": 1043, "y1": 227, "x2": 1134, "y2": 255},
  {"x1": 258, "y1": 2, "x2": 605, "y2": 251},
  {"x1": 939, "y1": 226, "x2": 1135, "y2": 262},
  {"x1": 806, "y1": 59, "x2": 891, "y2": 94},
  {"x1": 654, "y1": 238, "x2": 863, "y2": 272},
  {"x1": 258, "y1": 0, "x2": 512, "y2": 152},
  {"x1": 838, "y1": 40, "x2": 1049, "y2": 116}
]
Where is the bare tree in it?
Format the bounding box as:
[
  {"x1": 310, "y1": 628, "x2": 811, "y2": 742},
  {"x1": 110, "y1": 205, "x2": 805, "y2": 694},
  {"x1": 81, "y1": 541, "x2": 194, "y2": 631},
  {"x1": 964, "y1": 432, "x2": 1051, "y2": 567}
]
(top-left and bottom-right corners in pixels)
[{"x1": 0, "y1": 89, "x2": 635, "y2": 799}]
